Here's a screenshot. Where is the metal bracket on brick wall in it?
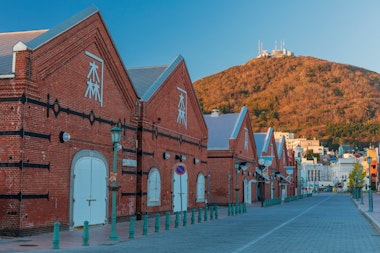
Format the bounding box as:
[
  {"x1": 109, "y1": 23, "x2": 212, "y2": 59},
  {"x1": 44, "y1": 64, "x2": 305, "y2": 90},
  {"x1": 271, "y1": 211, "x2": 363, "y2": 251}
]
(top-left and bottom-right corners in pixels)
[
  {"x1": 0, "y1": 129, "x2": 50, "y2": 140},
  {"x1": 0, "y1": 93, "x2": 136, "y2": 132},
  {"x1": 0, "y1": 161, "x2": 50, "y2": 170},
  {"x1": 0, "y1": 192, "x2": 49, "y2": 201},
  {"x1": 122, "y1": 192, "x2": 146, "y2": 197}
]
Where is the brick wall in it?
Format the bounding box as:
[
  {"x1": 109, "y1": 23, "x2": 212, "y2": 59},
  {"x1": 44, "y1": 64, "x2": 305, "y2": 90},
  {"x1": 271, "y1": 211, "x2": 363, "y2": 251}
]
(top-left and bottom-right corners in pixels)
[
  {"x1": 207, "y1": 112, "x2": 258, "y2": 205},
  {"x1": 0, "y1": 13, "x2": 138, "y2": 236},
  {"x1": 136, "y1": 60, "x2": 208, "y2": 214}
]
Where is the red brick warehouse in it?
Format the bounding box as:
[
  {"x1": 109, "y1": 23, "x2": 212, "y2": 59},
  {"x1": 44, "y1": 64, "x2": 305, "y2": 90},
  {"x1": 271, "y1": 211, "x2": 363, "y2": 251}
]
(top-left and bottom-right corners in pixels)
[
  {"x1": 0, "y1": 6, "x2": 138, "y2": 236},
  {"x1": 128, "y1": 55, "x2": 208, "y2": 217},
  {"x1": 204, "y1": 107, "x2": 258, "y2": 205},
  {"x1": 0, "y1": 6, "x2": 209, "y2": 236}
]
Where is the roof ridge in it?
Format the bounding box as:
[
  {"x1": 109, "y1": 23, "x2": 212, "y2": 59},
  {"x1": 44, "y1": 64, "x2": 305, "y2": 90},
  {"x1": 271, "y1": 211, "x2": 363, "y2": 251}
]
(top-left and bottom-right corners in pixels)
[
  {"x1": 128, "y1": 65, "x2": 169, "y2": 70},
  {"x1": 0, "y1": 29, "x2": 48, "y2": 36},
  {"x1": 25, "y1": 5, "x2": 99, "y2": 50}
]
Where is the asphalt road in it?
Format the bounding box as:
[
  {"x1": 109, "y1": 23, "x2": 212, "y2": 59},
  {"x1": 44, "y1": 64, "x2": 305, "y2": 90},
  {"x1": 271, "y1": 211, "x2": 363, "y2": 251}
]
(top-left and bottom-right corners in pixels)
[{"x1": 39, "y1": 193, "x2": 380, "y2": 253}]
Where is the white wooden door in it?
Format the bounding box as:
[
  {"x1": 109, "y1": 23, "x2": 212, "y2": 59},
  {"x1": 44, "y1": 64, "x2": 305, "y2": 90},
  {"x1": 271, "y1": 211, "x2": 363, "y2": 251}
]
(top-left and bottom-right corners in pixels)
[
  {"x1": 172, "y1": 166, "x2": 188, "y2": 212},
  {"x1": 73, "y1": 157, "x2": 107, "y2": 227}
]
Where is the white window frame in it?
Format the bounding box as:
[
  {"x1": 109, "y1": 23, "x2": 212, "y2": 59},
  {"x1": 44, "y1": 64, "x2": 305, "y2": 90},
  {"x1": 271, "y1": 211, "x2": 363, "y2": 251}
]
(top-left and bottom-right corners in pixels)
[
  {"x1": 147, "y1": 168, "x2": 161, "y2": 206},
  {"x1": 196, "y1": 173, "x2": 205, "y2": 202}
]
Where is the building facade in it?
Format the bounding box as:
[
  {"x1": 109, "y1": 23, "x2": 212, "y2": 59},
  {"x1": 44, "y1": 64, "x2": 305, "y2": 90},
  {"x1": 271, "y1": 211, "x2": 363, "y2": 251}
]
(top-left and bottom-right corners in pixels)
[
  {"x1": 204, "y1": 107, "x2": 257, "y2": 205},
  {"x1": 0, "y1": 6, "x2": 138, "y2": 235},
  {"x1": 128, "y1": 56, "x2": 208, "y2": 217}
]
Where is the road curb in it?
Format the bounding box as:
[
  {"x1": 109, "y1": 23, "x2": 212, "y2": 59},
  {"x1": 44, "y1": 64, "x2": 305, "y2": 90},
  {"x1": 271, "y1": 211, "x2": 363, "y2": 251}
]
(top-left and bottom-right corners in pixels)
[{"x1": 352, "y1": 197, "x2": 380, "y2": 233}]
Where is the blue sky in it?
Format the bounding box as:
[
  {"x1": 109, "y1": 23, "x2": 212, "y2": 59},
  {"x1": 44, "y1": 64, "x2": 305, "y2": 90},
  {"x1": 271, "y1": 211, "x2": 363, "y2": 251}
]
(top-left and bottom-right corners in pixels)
[{"x1": 2, "y1": 0, "x2": 380, "y2": 81}]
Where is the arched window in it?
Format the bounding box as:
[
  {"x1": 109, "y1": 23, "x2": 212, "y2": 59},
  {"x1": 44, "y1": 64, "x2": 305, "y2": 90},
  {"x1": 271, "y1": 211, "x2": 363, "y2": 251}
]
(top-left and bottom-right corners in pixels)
[
  {"x1": 147, "y1": 168, "x2": 161, "y2": 206},
  {"x1": 196, "y1": 173, "x2": 205, "y2": 202}
]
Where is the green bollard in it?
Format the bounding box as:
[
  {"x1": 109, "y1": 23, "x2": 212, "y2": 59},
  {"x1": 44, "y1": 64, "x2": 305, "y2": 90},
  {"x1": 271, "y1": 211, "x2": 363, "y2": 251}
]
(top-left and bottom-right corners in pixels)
[
  {"x1": 155, "y1": 213, "x2": 160, "y2": 233},
  {"x1": 183, "y1": 211, "x2": 187, "y2": 227},
  {"x1": 165, "y1": 212, "x2": 170, "y2": 230},
  {"x1": 52, "y1": 222, "x2": 60, "y2": 249},
  {"x1": 235, "y1": 203, "x2": 238, "y2": 215},
  {"x1": 204, "y1": 207, "x2": 208, "y2": 221},
  {"x1": 215, "y1": 205, "x2": 218, "y2": 219},
  {"x1": 228, "y1": 204, "x2": 231, "y2": 216},
  {"x1": 198, "y1": 208, "x2": 202, "y2": 223},
  {"x1": 143, "y1": 215, "x2": 148, "y2": 236},
  {"x1": 210, "y1": 205, "x2": 214, "y2": 220},
  {"x1": 82, "y1": 221, "x2": 89, "y2": 246},
  {"x1": 175, "y1": 212, "x2": 179, "y2": 228},
  {"x1": 129, "y1": 217, "x2": 135, "y2": 239},
  {"x1": 191, "y1": 209, "x2": 195, "y2": 224},
  {"x1": 369, "y1": 189, "x2": 374, "y2": 212}
]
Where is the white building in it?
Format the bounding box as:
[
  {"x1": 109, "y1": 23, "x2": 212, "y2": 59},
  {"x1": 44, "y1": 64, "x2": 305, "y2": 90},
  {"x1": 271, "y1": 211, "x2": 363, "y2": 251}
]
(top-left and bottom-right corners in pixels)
[{"x1": 330, "y1": 157, "x2": 364, "y2": 192}]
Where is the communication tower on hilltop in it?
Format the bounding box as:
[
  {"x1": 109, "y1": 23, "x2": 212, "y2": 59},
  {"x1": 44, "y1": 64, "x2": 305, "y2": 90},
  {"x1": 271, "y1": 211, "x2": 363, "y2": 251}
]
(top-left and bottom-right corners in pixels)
[{"x1": 257, "y1": 40, "x2": 294, "y2": 58}]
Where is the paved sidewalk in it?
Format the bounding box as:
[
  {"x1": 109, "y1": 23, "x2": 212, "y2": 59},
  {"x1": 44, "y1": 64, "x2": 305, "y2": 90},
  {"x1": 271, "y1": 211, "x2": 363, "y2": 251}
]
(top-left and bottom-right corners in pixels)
[
  {"x1": 352, "y1": 191, "x2": 380, "y2": 232},
  {"x1": 3, "y1": 194, "x2": 380, "y2": 253},
  {"x1": 0, "y1": 203, "x2": 261, "y2": 253}
]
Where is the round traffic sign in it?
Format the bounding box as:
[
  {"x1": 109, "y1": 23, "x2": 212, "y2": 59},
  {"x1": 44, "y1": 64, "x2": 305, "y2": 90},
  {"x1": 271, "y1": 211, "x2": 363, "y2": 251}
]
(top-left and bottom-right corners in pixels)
[{"x1": 175, "y1": 164, "x2": 186, "y2": 175}]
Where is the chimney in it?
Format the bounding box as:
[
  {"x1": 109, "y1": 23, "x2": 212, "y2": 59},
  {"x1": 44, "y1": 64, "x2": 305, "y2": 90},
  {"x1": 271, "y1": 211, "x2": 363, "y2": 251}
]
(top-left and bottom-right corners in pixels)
[{"x1": 211, "y1": 109, "x2": 220, "y2": 117}]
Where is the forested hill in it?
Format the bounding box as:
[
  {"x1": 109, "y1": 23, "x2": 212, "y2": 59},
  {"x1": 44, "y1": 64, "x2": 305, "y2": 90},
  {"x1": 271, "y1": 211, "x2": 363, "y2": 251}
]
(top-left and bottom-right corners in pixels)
[{"x1": 193, "y1": 56, "x2": 380, "y2": 144}]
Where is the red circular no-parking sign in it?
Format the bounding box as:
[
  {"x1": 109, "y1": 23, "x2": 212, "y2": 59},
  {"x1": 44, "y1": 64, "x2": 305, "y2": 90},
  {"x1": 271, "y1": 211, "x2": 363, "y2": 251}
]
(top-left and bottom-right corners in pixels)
[{"x1": 175, "y1": 163, "x2": 186, "y2": 175}]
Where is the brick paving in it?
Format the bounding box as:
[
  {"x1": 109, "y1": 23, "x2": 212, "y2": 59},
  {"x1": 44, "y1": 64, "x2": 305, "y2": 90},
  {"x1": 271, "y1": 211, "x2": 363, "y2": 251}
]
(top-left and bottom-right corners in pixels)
[
  {"x1": 352, "y1": 191, "x2": 380, "y2": 232},
  {"x1": 0, "y1": 202, "x2": 261, "y2": 252},
  {"x1": 2, "y1": 194, "x2": 380, "y2": 253}
]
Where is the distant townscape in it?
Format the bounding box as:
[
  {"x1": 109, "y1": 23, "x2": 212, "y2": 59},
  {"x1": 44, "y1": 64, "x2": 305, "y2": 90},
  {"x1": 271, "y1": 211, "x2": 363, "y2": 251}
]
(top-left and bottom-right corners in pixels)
[{"x1": 275, "y1": 132, "x2": 378, "y2": 194}]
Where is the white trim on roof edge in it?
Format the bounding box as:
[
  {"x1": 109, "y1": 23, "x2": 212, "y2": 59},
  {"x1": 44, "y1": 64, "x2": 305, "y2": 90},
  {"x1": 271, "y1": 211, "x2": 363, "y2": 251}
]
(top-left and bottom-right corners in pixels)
[
  {"x1": 12, "y1": 41, "x2": 29, "y2": 73},
  {"x1": 230, "y1": 106, "x2": 247, "y2": 139},
  {"x1": 141, "y1": 55, "x2": 184, "y2": 101},
  {"x1": 13, "y1": 41, "x2": 29, "y2": 52},
  {"x1": 0, "y1": 74, "x2": 15, "y2": 79},
  {"x1": 262, "y1": 127, "x2": 274, "y2": 154}
]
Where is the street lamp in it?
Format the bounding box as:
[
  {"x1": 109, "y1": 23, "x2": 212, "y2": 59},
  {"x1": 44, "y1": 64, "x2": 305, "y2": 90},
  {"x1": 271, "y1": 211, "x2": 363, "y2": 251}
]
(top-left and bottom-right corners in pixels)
[
  {"x1": 354, "y1": 172, "x2": 358, "y2": 200},
  {"x1": 285, "y1": 166, "x2": 294, "y2": 197},
  {"x1": 234, "y1": 161, "x2": 248, "y2": 208},
  {"x1": 258, "y1": 156, "x2": 273, "y2": 198},
  {"x1": 360, "y1": 165, "x2": 364, "y2": 204},
  {"x1": 109, "y1": 125, "x2": 122, "y2": 241},
  {"x1": 367, "y1": 156, "x2": 373, "y2": 212},
  {"x1": 295, "y1": 145, "x2": 302, "y2": 195}
]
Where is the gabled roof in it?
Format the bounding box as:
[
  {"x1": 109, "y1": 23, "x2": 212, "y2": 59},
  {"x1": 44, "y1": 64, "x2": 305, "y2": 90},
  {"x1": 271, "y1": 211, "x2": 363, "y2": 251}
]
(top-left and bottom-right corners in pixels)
[
  {"x1": 0, "y1": 5, "x2": 99, "y2": 76},
  {"x1": 253, "y1": 133, "x2": 266, "y2": 156},
  {"x1": 127, "y1": 66, "x2": 168, "y2": 98},
  {"x1": 0, "y1": 30, "x2": 46, "y2": 74},
  {"x1": 26, "y1": 5, "x2": 99, "y2": 50},
  {"x1": 204, "y1": 107, "x2": 248, "y2": 150},
  {"x1": 128, "y1": 55, "x2": 184, "y2": 100},
  {"x1": 254, "y1": 127, "x2": 274, "y2": 157},
  {"x1": 276, "y1": 135, "x2": 286, "y2": 158}
]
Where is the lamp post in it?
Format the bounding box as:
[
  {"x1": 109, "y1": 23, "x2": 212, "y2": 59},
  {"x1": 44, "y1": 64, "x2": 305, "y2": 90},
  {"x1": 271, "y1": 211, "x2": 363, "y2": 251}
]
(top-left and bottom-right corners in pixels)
[
  {"x1": 109, "y1": 125, "x2": 122, "y2": 241},
  {"x1": 295, "y1": 145, "x2": 302, "y2": 195},
  {"x1": 258, "y1": 156, "x2": 273, "y2": 198},
  {"x1": 234, "y1": 161, "x2": 248, "y2": 208},
  {"x1": 234, "y1": 162, "x2": 240, "y2": 208},
  {"x1": 354, "y1": 172, "x2": 358, "y2": 200},
  {"x1": 367, "y1": 156, "x2": 373, "y2": 212},
  {"x1": 360, "y1": 165, "x2": 364, "y2": 204},
  {"x1": 285, "y1": 166, "x2": 294, "y2": 197}
]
